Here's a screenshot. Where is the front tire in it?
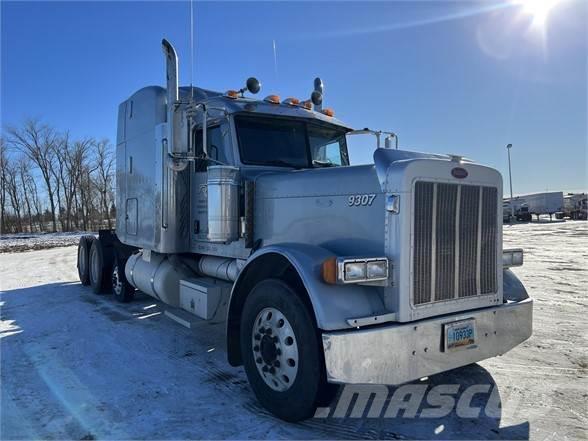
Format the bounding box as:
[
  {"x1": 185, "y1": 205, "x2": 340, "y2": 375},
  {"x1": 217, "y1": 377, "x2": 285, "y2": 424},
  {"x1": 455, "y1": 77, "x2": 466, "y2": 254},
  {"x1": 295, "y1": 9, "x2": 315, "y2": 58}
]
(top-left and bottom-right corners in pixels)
[{"x1": 240, "y1": 279, "x2": 329, "y2": 422}]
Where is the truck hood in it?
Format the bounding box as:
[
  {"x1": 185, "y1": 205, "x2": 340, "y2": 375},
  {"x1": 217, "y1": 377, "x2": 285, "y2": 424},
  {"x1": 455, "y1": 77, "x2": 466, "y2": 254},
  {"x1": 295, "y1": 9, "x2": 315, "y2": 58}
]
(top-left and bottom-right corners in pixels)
[
  {"x1": 252, "y1": 164, "x2": 385, "y2": 257},
  {"x1": 253, "y1": 164, "x2": 382, "y2": 200}
]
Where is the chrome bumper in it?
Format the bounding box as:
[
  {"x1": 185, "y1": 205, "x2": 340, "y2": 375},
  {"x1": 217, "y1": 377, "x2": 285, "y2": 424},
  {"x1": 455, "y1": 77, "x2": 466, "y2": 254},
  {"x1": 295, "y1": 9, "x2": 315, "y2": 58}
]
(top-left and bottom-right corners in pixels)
[{"x1": 322, "y1": 298, "x2": 533, "y2": 385}]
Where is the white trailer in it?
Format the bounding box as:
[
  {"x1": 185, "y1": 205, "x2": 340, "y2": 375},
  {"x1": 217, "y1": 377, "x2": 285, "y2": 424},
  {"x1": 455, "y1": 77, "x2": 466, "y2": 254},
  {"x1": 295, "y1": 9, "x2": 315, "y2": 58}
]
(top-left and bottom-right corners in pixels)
[
  {"x1": 563, "y1": 193, "x2": 588, "y2": 220},
  {"x1": 505, "y1": 191, "x2": 564, "y2": 221}
]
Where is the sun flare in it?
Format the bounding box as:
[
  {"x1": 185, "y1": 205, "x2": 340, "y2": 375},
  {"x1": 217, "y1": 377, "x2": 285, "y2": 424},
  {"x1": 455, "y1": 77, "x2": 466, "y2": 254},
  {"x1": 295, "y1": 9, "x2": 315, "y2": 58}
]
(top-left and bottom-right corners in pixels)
[{"x1": 518, "y1": 0, "x2": 561, "y2": 27}]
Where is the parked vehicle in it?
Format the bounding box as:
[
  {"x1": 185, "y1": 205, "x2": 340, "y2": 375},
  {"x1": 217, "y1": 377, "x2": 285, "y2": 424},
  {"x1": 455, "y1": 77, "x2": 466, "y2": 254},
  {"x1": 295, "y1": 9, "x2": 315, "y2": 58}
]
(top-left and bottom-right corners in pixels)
[
  {"x1": 504, "y1": 192, "x2": 564, "y2": 221},
  {"x1": 76, "y1": 40, "x2": 533, "y2": 421},
  {"x1": 563, "y1": 193, "x2": 587, "y2": 220}
]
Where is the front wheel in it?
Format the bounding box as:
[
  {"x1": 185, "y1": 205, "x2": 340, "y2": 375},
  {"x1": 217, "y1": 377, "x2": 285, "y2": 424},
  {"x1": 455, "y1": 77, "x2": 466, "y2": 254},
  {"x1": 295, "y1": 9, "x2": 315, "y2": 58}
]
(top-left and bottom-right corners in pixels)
[{"x1": 240, "y1": 279, "x2": 332, "y2": 422}]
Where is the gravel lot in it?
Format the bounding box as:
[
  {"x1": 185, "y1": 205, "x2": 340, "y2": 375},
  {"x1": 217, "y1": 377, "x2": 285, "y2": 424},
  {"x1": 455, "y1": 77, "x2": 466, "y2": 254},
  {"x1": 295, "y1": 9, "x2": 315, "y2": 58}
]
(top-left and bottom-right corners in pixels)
[{"x1": 1, "y1": 221, "x2": 586, "y2": 440}]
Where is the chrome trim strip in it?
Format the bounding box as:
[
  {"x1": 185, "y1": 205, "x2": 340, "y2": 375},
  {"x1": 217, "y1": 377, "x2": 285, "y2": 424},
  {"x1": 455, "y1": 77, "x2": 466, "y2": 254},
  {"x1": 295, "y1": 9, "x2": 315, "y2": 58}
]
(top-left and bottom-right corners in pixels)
[
  {"x1": 430, "y1": 183, "x2": 438, "y2": 303},
  {"x1": 476, "y1": 186, "x2": 483, "y2": 295},
  {"x1": 454, "y1": 185, "x2": 461, "y2": 299}
]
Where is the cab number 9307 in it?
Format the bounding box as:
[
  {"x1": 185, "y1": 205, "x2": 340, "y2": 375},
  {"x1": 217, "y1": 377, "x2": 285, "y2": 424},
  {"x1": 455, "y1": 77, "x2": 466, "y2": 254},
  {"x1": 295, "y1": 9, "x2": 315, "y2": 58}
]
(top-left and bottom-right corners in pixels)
[{"x1": 348, "y1": 194, "x2": 377, "y2": 206}]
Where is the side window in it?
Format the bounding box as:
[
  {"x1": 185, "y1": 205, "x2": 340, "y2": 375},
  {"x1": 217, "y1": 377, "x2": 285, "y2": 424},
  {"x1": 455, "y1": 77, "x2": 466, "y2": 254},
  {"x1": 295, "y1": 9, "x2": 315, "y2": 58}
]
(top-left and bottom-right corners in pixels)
[
  {"x1": 315, "y1": 141, "x2": 344, "y2": 166},
  {"x1": 193, "y1": 125, "x2": 230, "y2": 169}
]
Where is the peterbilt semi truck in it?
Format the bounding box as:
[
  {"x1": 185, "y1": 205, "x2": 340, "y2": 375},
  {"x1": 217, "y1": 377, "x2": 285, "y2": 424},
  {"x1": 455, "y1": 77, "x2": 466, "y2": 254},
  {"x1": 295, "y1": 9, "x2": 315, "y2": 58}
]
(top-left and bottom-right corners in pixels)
[{"x1": 76, "y1": 39, "x2": 533, "y2": 422}]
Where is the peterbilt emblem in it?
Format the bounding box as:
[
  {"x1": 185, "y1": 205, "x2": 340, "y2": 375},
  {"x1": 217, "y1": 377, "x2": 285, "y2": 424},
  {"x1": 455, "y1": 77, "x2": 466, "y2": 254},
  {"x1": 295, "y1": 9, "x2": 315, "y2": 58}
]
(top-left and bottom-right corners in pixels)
[{"x1": 451, "y1": 167, "x2": 468, "y2": 179}]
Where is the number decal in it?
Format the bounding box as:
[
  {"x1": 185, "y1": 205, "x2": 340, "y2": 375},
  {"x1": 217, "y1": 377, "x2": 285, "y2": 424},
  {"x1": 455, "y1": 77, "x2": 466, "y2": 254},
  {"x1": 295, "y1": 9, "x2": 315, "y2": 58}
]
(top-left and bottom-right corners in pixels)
[{"x1": 348, "y1": 194, "x2": 377, "y2": 206}]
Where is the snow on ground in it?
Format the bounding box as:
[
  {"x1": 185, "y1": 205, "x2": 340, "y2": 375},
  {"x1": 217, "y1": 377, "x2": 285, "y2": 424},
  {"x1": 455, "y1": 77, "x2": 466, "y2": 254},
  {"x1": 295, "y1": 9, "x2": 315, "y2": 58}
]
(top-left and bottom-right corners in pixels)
[
  {"x1": 0, "y1": 232, "x2": 94, "y2": 253},
  {"x1": 1, "y1": 221, "x2": 586, "y2": 440}
]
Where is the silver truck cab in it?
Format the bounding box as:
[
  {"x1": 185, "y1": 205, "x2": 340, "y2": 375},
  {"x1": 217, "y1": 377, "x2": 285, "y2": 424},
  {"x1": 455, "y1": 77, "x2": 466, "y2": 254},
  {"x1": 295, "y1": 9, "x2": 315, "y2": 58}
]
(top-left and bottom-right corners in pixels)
[{"x1": 77, "y1": 39, "x2": 533, "y2": 422}]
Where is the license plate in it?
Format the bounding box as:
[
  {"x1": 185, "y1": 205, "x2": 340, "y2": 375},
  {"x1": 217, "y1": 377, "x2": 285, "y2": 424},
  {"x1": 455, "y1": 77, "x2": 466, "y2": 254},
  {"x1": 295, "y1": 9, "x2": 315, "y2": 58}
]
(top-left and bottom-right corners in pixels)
[{"x1": 444, "y1": 319, "x2": 476, "y2": 351}]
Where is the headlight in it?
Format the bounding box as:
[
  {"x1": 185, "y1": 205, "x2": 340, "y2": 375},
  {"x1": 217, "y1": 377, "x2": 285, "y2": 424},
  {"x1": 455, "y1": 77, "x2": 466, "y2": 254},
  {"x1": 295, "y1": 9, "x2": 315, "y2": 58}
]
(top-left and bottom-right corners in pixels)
[
  {"x1": 367, "y1": 260, "x2": 388, "y2": 279},
  {"x1": 322, "y1": 257, "x2": 389, "y2": 284},
  {"x1": 503, "y1": 249, "x2": 524, "y2": 267},
  {"x1": 344, "y1": 262, "x2": 367, "y2": 281}
]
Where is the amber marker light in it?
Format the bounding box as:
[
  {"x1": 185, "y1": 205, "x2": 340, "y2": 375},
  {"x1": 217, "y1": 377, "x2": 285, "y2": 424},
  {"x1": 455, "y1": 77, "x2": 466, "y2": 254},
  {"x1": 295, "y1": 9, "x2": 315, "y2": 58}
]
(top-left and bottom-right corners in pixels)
[
  {"x1": 321, "y1": 257, "x2": 338, "y2": 284},
  {"x1": 322, "y1": 108, "x2": 335, "y2": 117},
  {"x1": 264, "y1": 95, "x2": 281, "y2": 104},
  {"x1": 226, "y1": 90, "x2": 239, "y2": 99},
  {"x1": 283, "y1": 97, "x2": 300, "y2": 106}
]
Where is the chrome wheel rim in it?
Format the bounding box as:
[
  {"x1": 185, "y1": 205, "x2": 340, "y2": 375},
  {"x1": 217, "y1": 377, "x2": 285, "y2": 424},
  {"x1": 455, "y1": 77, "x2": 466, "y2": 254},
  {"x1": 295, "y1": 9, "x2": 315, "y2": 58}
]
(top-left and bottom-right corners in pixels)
[
  {"x1": 112, "y1": 264, "x2": 122, "y2": 295},
  {"x1": 251, "y1": 307, "x2": 299, "y2": 392}
]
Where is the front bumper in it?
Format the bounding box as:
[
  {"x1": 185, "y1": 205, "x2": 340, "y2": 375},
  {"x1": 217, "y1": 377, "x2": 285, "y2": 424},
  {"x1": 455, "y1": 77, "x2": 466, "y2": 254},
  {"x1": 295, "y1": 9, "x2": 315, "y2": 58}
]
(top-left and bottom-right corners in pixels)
[{"x1": 322, "y1": 298, "x2": 533, "y2": 385}]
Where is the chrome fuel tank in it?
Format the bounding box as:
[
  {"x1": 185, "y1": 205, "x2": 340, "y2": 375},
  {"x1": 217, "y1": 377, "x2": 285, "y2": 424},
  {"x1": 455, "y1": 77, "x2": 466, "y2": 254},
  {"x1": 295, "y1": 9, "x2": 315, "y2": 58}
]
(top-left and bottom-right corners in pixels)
[{"x1": 207, "y1": 166, "x2": 241, "y2": 243}]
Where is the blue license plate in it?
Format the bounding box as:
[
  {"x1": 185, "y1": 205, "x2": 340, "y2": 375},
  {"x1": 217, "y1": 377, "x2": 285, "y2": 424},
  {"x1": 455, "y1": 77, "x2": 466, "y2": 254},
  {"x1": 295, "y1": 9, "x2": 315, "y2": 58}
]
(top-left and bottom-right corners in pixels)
[{"x1": 445, "y1": 319, "x2": 476, "y2": 351}]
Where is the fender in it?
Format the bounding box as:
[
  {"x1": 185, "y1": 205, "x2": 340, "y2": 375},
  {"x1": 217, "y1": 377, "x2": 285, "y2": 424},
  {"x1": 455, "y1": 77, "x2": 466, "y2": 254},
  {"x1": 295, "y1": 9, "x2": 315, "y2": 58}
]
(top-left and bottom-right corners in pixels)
[
  {"x1": 503, "y1": 268, "x2": 529, "y2": 302},
  {"x1": 225, "y1": 243, "x2": 387, "y2": 366}
]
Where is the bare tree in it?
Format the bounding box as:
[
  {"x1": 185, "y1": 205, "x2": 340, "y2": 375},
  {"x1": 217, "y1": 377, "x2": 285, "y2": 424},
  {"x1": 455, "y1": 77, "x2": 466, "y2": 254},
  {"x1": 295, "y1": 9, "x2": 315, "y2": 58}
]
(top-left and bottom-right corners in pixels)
[
  {"x1": 0, "y1": 139, "x2": 7, "y2": 234},
  {"x1": 4, "y1": 158, "x2": 23, "y2": 232},
  {"x1": 7, "y1": 119, "x2": 59, "y2": 232},
  {"x1": 93, "y1": 139, "x2": 115, "y2": 229},
  {"x1": 2, "y1": 119, "x2": 116, "y2": 233},
  {"x1": 17, "y1": 157, "x2": 35, "y2": 232}
]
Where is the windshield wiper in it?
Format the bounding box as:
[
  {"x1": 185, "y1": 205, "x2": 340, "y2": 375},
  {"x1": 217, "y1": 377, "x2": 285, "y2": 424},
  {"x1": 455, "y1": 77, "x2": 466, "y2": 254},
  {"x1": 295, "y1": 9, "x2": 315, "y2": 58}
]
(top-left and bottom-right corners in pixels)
[
  {"x1": 312, "y1": 159, "x2": 335, "y2": 168},
  {"x1": 262, "y1": 159, "x2": 303, "y2": 169}
]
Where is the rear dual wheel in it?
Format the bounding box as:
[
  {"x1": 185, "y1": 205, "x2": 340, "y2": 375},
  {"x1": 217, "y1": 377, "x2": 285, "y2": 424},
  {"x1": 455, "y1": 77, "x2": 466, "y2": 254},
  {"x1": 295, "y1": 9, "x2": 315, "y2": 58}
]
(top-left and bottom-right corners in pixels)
[
  {"x1": 89, "y1": 239, "x2": 113, "y2": 294},
  {"x1": 111, "y1": 255, "x2": 134, "y2": 303},
  {"x1": 77, "y1": 236, "x2": 95, "y2": 286},
  {"x1": 78, "y1": 234, "x2": 134, "y2": 300}
]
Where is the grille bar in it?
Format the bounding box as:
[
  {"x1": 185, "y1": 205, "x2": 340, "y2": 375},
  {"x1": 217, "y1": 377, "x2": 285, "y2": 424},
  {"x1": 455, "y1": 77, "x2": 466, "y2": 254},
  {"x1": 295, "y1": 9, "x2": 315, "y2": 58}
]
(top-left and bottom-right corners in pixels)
[{"x1": 413, "y1": 182, "x2": 498, "y2": 306}]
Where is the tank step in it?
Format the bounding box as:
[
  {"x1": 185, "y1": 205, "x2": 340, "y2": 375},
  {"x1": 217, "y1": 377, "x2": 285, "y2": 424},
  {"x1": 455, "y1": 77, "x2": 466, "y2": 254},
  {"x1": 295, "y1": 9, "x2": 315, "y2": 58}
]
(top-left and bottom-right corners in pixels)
[{"x1": 164, "y1": 309, "x2": 203, "y2": 329}]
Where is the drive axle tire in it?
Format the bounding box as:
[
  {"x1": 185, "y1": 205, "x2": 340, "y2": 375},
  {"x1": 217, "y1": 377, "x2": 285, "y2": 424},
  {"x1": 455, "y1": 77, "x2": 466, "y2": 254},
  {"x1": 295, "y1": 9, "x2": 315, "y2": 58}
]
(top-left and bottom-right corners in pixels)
[
  {"x1": 89, "y1": 239, "x2": 113, "y2": 294},
  {"x1": 77, "y1": 236, "x2": 95, "y2": 286},
  {"x1": 111, "y1": 255, "x2": 135, "y2": 303},
  {"x1": 240, "y1": 278, "x2": 330, "y2": 422}
]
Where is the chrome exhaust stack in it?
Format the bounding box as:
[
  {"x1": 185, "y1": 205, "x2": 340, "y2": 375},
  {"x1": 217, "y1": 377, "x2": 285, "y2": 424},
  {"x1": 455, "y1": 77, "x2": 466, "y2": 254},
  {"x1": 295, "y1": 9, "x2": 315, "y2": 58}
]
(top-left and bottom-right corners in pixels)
[{"x1": 162, "y1": 39, "x2": 180, "y2": 153}]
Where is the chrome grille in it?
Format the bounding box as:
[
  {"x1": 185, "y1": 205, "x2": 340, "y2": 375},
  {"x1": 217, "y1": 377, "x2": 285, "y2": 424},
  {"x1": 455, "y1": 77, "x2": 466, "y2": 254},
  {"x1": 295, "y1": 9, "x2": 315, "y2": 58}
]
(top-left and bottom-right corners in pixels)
[{"x1": 413, "y1": 181, "x2": 498, "y2": 306}]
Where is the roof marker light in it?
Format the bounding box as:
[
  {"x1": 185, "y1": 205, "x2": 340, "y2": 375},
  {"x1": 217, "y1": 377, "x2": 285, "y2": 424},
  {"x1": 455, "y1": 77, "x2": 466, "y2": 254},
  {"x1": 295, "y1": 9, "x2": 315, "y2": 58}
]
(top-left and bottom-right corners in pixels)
[
  {"x1": 264, "y1": 95, "x2": 281, "y2": 104},
  {"x1": 301, "y1": 100, "x2": 312, "y2": 110},
  {"x1": 226, "y1": 90, "x2": 239, "y2": 99},
  {"x1": 322, "y1": 108, "x2": 335, "y2": 117},
  {"x1": 282, "y1": 97, "x2": 300, "y2": 106}
]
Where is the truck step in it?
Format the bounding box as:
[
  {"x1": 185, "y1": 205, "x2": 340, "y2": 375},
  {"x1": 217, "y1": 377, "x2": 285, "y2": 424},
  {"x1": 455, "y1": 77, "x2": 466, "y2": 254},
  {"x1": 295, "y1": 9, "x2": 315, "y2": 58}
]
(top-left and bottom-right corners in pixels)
[{"x1": 164, "y1": 308, "x2": 204, "y2": 329}]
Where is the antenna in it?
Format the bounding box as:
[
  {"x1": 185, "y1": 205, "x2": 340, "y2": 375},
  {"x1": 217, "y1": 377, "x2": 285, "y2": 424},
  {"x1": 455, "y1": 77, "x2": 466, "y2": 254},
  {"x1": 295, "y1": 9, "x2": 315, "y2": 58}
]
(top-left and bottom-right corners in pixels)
[
  {"x1": 272, "y1": 39, "x2": 278, "y2": 81},
  {"x1": 189, "y1": 0, "x2": 194, "y2": 101}
]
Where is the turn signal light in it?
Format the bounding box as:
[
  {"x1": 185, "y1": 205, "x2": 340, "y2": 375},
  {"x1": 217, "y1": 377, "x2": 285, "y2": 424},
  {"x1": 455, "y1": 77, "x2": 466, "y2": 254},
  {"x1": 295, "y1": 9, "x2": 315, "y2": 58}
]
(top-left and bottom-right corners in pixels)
[
  {"x1": 264, "y1": 95, "x2": 281, "y2": 104},
  {"x1": 322, "y1": 108, "x2": 335, "y2": 117},
  {"x1": 321, "y1": 257, "x2": 338, "y2": 285},
  {"x1": 226, "y1": 90, "x2": 239, "y2": 99}
]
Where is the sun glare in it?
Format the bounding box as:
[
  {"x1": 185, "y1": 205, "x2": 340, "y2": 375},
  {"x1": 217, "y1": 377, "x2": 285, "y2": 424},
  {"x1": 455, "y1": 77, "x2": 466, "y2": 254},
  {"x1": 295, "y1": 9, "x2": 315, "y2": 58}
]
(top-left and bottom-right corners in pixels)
[{"x1": 518, "y1": 0, "x2": 561, "y2": 27}]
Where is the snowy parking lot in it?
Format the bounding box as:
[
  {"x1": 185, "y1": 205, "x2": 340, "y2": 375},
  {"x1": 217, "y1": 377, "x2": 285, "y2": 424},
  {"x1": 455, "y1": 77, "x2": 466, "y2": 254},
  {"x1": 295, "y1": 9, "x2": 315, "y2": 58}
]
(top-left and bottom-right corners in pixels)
[{"x1": 1, "y1": 221, "x2": 586, "y2": 440}]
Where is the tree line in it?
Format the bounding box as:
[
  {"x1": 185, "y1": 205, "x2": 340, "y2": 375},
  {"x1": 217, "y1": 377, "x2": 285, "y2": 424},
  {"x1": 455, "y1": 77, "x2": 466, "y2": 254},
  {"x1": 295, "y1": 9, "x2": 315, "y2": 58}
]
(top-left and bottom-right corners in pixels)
[{"x1": 1, "y1": 119, "x2": 115, "y2": 234}]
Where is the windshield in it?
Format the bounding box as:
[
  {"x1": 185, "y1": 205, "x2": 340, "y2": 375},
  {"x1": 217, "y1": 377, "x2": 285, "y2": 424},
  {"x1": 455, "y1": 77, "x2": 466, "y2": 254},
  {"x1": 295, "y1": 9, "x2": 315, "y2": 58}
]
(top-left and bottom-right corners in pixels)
[{"x1": 235, "y1": 115, "x2": 349, "y2": 168}]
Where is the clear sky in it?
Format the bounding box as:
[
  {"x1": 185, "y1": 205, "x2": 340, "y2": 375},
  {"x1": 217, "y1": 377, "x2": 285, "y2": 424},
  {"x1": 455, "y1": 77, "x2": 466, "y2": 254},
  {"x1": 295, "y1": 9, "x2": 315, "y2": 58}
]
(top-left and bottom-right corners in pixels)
[{"x1": 2, "y1": 0, "x2": 586, "y2": 195}]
